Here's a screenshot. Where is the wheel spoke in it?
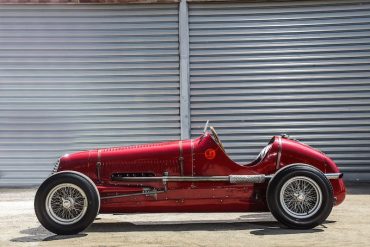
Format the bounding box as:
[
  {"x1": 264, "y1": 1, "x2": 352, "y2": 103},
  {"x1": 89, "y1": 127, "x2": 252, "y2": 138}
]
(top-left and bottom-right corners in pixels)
[
  {"x1": 280, "y1": 176, "x2": 322, "y2": 219},
  {"x1": 46, "y1": 183, "x2": 88, "y2": 225}
]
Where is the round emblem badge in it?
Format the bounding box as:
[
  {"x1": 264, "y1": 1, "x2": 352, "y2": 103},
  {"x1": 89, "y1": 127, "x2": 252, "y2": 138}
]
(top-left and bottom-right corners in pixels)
[{"x1": 205, "y1": 148, "x2": 216, "y2": 160}]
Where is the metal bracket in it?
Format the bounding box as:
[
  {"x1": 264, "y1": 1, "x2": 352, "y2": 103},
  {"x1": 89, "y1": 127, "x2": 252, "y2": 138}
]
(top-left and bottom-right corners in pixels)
[{"x1": 163, "y1": 171, "x2": 168, "y2": 192}]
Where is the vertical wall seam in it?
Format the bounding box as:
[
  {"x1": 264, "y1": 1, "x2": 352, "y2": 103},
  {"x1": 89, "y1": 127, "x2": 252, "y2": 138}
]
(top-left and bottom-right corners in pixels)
[{"x1": 179, "y1": 0, "x2": 191, "y2": 139}]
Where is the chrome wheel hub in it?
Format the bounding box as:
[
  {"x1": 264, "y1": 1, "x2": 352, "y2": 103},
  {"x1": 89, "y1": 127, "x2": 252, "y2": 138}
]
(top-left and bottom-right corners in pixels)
[
  {"x1": 280, "y1": 176, "x2": 322, "y2": 219},
  {"x1": 294, "y1": 192, "x2": 306, "y2": 202},
  {"x1": 45, "y1": 183, "x2": 88, "y2": 225},
  {"x1": 62, "y1": 197, "x2": 74, "y2": 209}
]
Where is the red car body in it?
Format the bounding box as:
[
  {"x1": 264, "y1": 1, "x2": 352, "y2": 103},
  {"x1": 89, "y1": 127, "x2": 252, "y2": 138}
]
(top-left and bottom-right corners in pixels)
[{"x1": 56, "y1": 132, "x2": 346, "y2": 214}]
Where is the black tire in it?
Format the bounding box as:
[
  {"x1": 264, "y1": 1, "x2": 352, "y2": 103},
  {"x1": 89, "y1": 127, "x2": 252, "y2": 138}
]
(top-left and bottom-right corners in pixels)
[
  {"x1": 267, "y1": 165, "x2": 333, "y2": 229},
  {"x1": 34, "y1": 172, "x2": 100, "y2": 235}
]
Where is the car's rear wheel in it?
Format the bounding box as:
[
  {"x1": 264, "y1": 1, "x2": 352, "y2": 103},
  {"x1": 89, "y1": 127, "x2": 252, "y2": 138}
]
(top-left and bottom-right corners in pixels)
[
  {"x1": 35, "y1": 172, "x2": 100, "y2": 235},
  {"x1": 267, "y1": 165, "x2": 333, "y2": 229}
]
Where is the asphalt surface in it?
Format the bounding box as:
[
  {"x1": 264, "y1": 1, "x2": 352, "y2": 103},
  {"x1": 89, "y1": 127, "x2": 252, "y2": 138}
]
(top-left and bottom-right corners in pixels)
[{"x1": 0, "y1": 185, "x2": 369, "y2": 247}]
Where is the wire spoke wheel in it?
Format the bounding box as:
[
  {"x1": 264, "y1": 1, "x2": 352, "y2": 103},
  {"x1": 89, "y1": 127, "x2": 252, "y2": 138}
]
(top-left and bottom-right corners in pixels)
[
  {"x1": 45, "y1": 183, "x2": 88, "y2": 225},
  {"x1": 280, "y1": 176, "x2": 322, "y2": 219},
  {"x1": 267, "y1": 165, "x2": 333, "y2": 229},
  {"x1": 35, "y1": 172, "x2": 100, "y2": 234}
]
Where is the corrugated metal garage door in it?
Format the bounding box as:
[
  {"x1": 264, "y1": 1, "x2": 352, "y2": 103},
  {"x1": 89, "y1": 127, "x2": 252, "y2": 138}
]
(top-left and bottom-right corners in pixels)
[
  {"x1": 0, "y1": 4, "x2": 180, "y2": 186},
  {"x1": 189, "y1": 0, "x2": 370, "y2": 181}
]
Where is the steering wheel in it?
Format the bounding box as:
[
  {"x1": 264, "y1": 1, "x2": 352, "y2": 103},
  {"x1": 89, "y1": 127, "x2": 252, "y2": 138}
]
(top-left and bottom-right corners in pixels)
[{"x1": 209, "y1": 126, "x2": 226, "y2": 153}]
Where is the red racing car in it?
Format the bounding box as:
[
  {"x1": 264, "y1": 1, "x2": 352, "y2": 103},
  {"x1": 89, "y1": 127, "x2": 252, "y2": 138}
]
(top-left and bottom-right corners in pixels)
[{"x1": 35, "y1": 121, "x2": 346, "y2": 235}]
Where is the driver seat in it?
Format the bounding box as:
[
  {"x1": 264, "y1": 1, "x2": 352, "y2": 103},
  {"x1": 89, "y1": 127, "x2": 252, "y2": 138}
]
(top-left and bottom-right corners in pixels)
[{"x1": 244, "y1": 144, "x2": 272, "y2": 166}]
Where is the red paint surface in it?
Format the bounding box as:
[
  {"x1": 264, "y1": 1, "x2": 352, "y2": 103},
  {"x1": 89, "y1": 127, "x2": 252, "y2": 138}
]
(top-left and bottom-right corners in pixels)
[{"x1": 57, "y1": 131, "x2": 346, "y2": 213}]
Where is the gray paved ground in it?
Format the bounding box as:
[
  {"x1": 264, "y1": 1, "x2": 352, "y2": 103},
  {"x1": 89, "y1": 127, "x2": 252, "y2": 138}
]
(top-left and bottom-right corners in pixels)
[{"x1": 0, "y1": 185, "x2": 369, "y2": 247}]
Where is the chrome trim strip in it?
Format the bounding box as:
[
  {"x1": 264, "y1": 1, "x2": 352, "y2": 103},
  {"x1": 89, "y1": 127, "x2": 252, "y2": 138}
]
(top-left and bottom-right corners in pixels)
[
  {"x1": 325, "y1": 173, "x2": 343, "y2": 179},
  {"x1": 265, "y1": 173, "x2": 342, "y2": 180},
  {"x1": 112, "y1": 175, "x2": 267, "y2": 183},
  {"x1": 101, "y1": 190, "x2": 165, "y2": 200},
  {"x1": 111, "y1": 173, "x2": 343, "y2": 184},
  {"x1": 96, "y1": 149, "x2": 102, "y2": 183},
  {"x1": 276, "y1": 136, "x2": 282, "y2": 170},
  {"x1": 112, "y1": 176, "x2": 229, "y2": 182},
  {"x1": 179, "y1": 140, "x2": 184, "y2": 176},
  {"x1": 191, "y1": 138, "x2": 194, "y2": 176}
]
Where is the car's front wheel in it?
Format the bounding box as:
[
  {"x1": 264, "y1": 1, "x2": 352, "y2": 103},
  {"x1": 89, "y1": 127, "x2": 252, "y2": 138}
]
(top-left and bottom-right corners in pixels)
[
  {"x1": 267, "y1": 165, "x2": 334, "y2": 229},
  {"x1": 34, "y1": 172, "x2": 100, "y2": 235}
]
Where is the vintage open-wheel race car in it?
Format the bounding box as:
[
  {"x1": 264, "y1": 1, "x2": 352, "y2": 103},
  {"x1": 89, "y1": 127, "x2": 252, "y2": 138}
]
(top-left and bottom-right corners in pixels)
[{"x1": 35, "y1": 121, "x2": 346, "y2": 235}]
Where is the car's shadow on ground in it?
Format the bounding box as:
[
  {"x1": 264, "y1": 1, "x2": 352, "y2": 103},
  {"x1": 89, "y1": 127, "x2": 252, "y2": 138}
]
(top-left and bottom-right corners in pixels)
[
  {"x1": 10, "y1": 225, "x2": 87, "y2": 242},
  {"x1": 11, "y1": 213, "x2": 334, "y2": 242},
  {"x1": 87, "y1": 221, "x2": 327, "y2": 236}
]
